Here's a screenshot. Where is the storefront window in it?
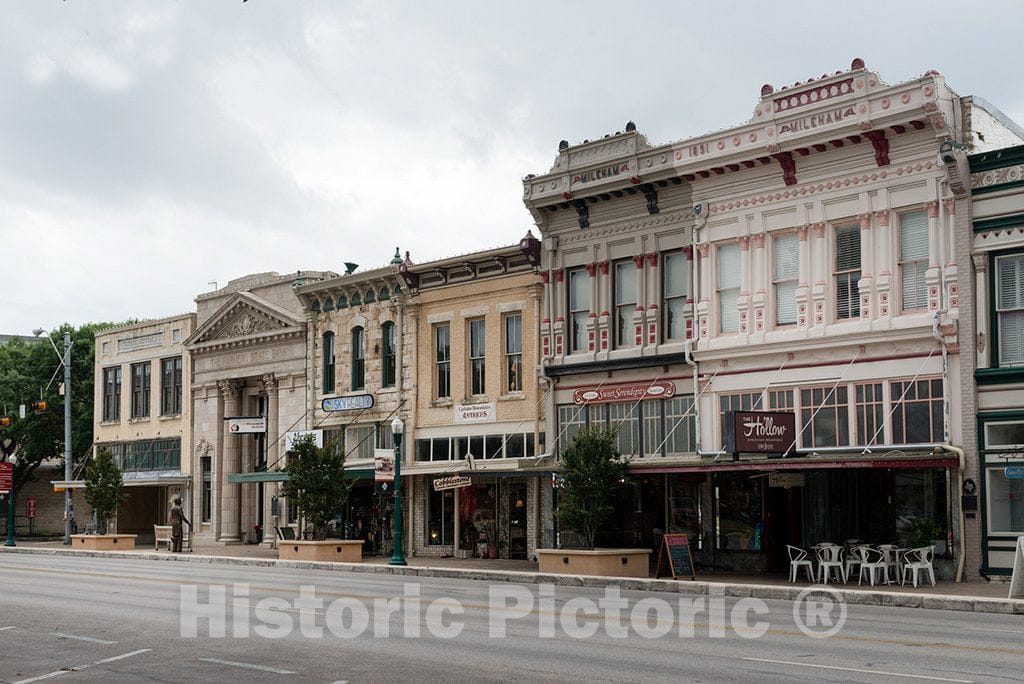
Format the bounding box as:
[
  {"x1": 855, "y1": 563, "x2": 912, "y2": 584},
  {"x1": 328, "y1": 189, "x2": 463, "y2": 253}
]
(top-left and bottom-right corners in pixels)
[
  {"x1": 987, "y1": 468, "x2": 1024, "y2": 533},
  {"x1": 665, "y1": 396, "x2": 696, "y2": 455},
  {"x1": 557, "y1": 404, "x2": 586, "y2": 452},
  {"x1": 669, "y1": 476, "x2": 702, "y2": 548},
  {"x1": 891, "y1": 378, "x2": 943, "y2": 444},
  {"x1": 459, "y1": 482, "x2": 497, "y2": 555},
  {"x1": 800, "y1": 386, "x2": 849, "y2": 448},
  {"x1": 608, "y1": 402, "x2": 640, "y2": 457},
  {"x1": 427, "y1": 488, "x2": 455, "y2": 545},
  {"x1": 714, "y1": 473, "x2": 763, "y2": 551},
  {"x1": 643, "y1": 400, "x2": 663, "y2": 457},
  {"x1": 894, "y1": 470, "x2": 950, "y2": 551},
  {"x1": 855, "y1": 382, "x2": 885, "y2": 446}
]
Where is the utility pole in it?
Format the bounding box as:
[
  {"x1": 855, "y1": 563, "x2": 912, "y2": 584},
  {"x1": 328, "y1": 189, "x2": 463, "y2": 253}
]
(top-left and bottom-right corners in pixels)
[{"x1": 63, "y1": 332, "x2": 72, "y2": 545}]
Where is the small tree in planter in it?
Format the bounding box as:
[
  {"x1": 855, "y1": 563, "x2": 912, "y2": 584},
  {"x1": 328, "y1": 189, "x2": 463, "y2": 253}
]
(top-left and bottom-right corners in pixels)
[
  {"x1": 83, "y1": 448, "x2": 128, "y2": 535},
  {"x1": 281, "y1": 434, "x2": 353, "y2": 542},
  {"x1": 555, "y1": 426, "x2": 629, "y2": 550}
]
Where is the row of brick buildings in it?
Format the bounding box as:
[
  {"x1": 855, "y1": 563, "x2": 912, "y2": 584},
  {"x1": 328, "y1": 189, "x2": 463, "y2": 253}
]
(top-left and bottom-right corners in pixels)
[{"x1": 86, "y1": 60, "x2": 1024, "y2": 578}]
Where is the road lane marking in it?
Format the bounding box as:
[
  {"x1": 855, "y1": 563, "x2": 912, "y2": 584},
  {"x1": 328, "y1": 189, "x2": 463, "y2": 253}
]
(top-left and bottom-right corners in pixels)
[
  {"x1": 742, "y1": 657, "x2": 974, "y2": 683},
  {"x1": 13, "y1": 649, "x2": 151, "y2": 684},
  {"x1": 199, "y1": 658, "x2": 296, "y2": 675},
  {"x1": 0, "y1": 626, "x2": 16, "y2": 631},
  {"x1": 49, "y1": 632, "x2": 116, "y2": 644}
]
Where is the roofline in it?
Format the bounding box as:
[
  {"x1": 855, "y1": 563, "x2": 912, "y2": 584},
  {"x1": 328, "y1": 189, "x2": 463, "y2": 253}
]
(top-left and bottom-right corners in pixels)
[
  {"x1": 294, "y1": 265, "x2": 400, "y2": 296},
  {"x1": 966, "y1": 95, "x2": 1024, "y2": 141},
  {"x1": 94, "y1": 312, "x2": 196, "y2": 338},
  {"x1": 402, "y1": 243, "x2": 526, "y2": 272}
]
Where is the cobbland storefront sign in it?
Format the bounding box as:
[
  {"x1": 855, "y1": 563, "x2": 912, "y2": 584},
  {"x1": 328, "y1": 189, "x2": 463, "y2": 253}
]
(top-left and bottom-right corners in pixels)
[{"x1": 433, "y1": 476, "x2": 472, "y2": 491}]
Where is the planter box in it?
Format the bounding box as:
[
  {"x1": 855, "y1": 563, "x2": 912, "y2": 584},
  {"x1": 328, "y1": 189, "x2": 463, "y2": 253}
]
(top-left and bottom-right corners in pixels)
[
  {"x1": 277, "y1": 540, "x2": 363, "y2": 563},
  {"x1": 70, "y1": 534, "x2": 137, "y2": 551},
  {"x1": 536, "y1": 548, "x2": 651, "y2": 578}
]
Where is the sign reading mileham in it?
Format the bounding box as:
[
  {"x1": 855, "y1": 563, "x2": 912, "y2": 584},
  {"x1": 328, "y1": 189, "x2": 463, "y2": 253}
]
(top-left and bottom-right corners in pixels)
[
  {"x1": 322, "y1": 394, "x2": 375, "y2": 412},
  {"x1": 572, "y1": 381, "x2": 676, "y2": 406},
  {"x1": 225, "y1": 416, "x2": 267, "y2": 434},
  {"x1": 725, "y1": 410, "x2": 796, "y2": 456}
]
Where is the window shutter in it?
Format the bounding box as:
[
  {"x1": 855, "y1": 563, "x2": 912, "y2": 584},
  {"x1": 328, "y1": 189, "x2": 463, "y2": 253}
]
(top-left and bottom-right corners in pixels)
[
  {"x1": 997, "y1": 254, "x2": 1024, "y2": 311},
  {"x1": 774, "y1": 234, "x2": 799, "y2": 324},
  {"x1": 999, "y1": 254, "x2": 1024, "y2": 365},
  {"x1": 718, "y1": 244, "x2": 741, "y2": 332},
  {"x1": 899, "y1": 211, "x2": 929, "y2": 260},
  {"x1": 835, "y1": 225, "x2": 861, "y2": 271},
  {"x1": 901, "y1": 261, "x2": 928, "y2": 310},
  {"x1": 720, "y1": 289, "x2": 740, "y2": 333},
  {"x1": 1001, "y1": 311, "x2": 1024, "y2": 365}
]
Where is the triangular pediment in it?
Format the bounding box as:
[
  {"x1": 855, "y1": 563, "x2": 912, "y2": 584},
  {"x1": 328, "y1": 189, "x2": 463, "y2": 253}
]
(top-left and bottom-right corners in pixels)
[{"x1": 186, "y1": 292, "x2": 305, "y2": 348}]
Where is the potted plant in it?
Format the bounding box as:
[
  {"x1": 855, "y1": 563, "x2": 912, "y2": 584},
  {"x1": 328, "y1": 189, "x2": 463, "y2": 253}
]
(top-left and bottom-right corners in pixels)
[
  {"x1": 537, "y1": 426, "x2": 650, "y2": 577},
  {"x1": 278, "y1": 434, "x2": 362, "y2": 562},
  {"x1": 74, "y1": 448, "x2": 134, "y2": 550},
  {"x1": 909, "y1": 518, "x2": 946, "y2": 555}
]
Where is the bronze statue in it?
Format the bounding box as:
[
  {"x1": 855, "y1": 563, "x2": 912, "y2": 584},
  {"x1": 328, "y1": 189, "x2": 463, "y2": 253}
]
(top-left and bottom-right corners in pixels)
[{"x1": 169, "y1": 494, "x2": 190, "y2": 553}]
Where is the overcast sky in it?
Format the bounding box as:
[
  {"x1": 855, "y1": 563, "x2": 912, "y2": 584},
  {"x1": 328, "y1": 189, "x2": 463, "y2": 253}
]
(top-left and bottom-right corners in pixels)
[{"x1": 3, "y1": 1, "x2": 1023, "y2": 335}]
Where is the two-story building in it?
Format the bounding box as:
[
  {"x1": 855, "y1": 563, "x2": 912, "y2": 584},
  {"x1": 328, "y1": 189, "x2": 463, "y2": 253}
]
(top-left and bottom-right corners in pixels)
[
  {"x1": 93, "y1": 314, "x2": 195, "y2": 538},
  {"x1": 526, "y1": 59, "x2": 1021, "y2": 577},
  {"x1": 397, "y1": 239, "x2": 551, "y2": 560}
]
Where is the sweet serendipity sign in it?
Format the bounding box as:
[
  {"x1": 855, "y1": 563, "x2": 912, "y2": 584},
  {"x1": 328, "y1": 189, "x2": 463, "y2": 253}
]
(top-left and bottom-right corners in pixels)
[{"x1": 572, "y1": 381, "x2": 676, "y2": 406}]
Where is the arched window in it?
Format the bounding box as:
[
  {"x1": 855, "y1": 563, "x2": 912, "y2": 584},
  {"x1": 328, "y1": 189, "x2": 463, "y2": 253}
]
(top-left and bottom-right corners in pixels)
[
  {"x1": 382, "y1": 321, "x2": 396, "y2": 388},
  {"x1": 336, "y1": 294, "x2": 348, "y2": 309},
  {"x1": 351, "y1": 327, "x2": 365, "y2": 390},
  {"x1": 351, "y1": 292, "x2": 362, "y2": 306},
  {"x1": 322, "y1": 331, "x2": 336, "y2": 393},
  {"x1": 310, "y1": 300, "x2": 321, "y2": 312},
  {"x1": 322, "y1": 298, "x2": 334, "y2": 312},
  {"x1": 364, "y1": 289, "x2": 376, "y2": 304},
  {"x1": 379, "y1": 286, "x2": 390, "y2": 301}
]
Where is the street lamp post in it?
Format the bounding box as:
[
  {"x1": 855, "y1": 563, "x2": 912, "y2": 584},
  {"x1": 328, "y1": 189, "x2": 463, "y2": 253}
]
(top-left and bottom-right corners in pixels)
[
  {"x1": 33, "y1": 329, "x2": 73, "y2": 545},
  {"x1": 4, "y1": 453, "x2": 17, "y2": 547},
  {"x1": 389, "y1": 416, "x2": 407, "y2": 566}
]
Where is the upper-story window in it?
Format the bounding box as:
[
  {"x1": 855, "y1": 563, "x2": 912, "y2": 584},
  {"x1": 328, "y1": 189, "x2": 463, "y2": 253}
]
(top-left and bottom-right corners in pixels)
[
  {"x1": 469, "y1": 318, "x2": 486, "y2": 396},
  {"x1": 899, "y1": 211, "x2": 929, "y2": 311},
  {"x1": 103, "y1": 366, "x2": 121, "y2": 422},
  {"x1": 351, "y1": 327, "x2": 365, "y2": 391},
  {"x1": 322, "y1": 331, "x2": 336, "y2": 393},
  {"x1": 717, "y1": 244, "x2": 741, "y2": 333},
  {"x1": 160, "y1": 356, "x2": 183, "y2": 416},
  {"x1": 773, "y1": 233, "x2": 799, "y2": 326},
  {"x1": 614, "y1": 259, "x2": 637, "y2": 348},
  {"x1": 130, "y1": 362, "x2": 151, "y2": 419},
  {"x1": 834, "y1": 224, "x2": 861, "y2": 320},
  {"x1": 662, "y1": 252, "x2": 688, "y2": 341},
  {"x1": 382, "y1": 322, "x2": 396, "y2": 388},
  {"x1": 568, "y1": 268, "x2": 589, "y2": 353},
  {"x1": 504, "y1": 313, "x2": 522, "y2": 393},
  {"x1": 996, "y1": 253, "x2": 1024, "y2": 366},
  {"x1": 435, "y1": 323, "x2": 451, "y2": 399},
  {"x1": 800, "y1": 385, "x2": 850, "y2": 448}
]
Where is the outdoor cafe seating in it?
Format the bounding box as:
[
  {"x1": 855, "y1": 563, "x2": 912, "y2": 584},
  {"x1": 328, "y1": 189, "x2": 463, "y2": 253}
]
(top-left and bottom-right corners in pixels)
[{"x1": 787, "y1": 541, "x2": 938, "y2": 588}]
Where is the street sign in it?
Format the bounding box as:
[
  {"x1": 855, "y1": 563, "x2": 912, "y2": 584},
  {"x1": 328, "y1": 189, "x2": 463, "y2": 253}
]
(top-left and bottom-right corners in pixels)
[
  {"x1": 225, "y1": 416, "x2": 267, "y2": 433},
  {"x1": 0, "y1": 462, "x2": 11, "y2": 494},
  {"x1": 1005, "y1": 466, "x2": 1024, "y2": 479},
  {"x1": 322, "y1": 394, "x2": 374, "y2": 412},
  {"x1": 26, "y1": 497, "x2": 36, "y2": 518}
]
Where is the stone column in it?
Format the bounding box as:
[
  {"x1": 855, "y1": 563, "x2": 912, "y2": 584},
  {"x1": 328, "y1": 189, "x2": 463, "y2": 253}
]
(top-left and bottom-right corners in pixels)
[
  {"x1": 696, "y1": 244, "x2": 710, "y2": 339},
  {"x1": 973, "y1": 254, "x2": 989, "y2": 369},
  {"x1": 751, "y1": 234, "x2": 766, "y2": 334},
  {"x1": 796, "y1": 225, "x2": 810, "y2": 328},
  {"x1": 874, "y1": 211, "x2": 893, "y2": 321},
  {"x1": 738, "y1": 236, "x2": 751, "y2": 335},
  {"x1": 218, "y1": 379, "x2": 242, "y2": 543},
  {"x1": 926, "y1": 200, "x2": 942, "y2": 310},
  {"x1": 261, "y1": 373, "x2": 278, "y2": 548},
  {"x1": 810, "y1": 222, "x2": 827, "y2": 332},
  {"x1": 858, "y1": 212, "x2": 874, "y2": 320}
]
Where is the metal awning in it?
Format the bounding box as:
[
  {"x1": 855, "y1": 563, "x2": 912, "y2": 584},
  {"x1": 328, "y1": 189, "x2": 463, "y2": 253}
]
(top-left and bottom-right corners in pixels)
[
  {"x1": 226, "y1": 468, "x2": 374, "y2": 484},
  {"x1": 631, "y1": 453, "x2": 959, "y2": 474},
  {"x1": 53, "y1": 472, "x2": 191, "y2": 490}
]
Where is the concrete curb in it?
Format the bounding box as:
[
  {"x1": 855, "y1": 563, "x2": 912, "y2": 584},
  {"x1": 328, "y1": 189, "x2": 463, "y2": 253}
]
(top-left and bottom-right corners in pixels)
[{"x1": 3, "y1": 546, "x2": 1021, "y2": 616}]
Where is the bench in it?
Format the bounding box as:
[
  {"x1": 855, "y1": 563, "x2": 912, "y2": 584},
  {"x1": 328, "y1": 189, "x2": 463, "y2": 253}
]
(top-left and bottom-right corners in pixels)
[{"x1": 154, "y1": 524, "x2": 191, "y2": 551}]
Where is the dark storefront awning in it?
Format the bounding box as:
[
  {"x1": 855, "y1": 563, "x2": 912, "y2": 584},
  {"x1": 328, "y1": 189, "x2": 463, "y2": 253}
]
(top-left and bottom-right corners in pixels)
[{"x1": 632, "y1": 453, "x2": 959, "y2": 474}]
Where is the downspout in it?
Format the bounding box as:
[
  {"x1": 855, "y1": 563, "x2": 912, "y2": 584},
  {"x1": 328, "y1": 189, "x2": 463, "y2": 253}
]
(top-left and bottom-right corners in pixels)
[
  {"x1": 933, "y1": 311, "x2": 965, "y2": 582},
  {"x1": 690, "y1": 206, "x2": 707, "y2": 456}
]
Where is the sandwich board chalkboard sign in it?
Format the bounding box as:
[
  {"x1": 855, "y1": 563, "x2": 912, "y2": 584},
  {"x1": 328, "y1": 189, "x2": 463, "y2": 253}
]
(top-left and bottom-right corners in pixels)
[{"x1": 655, "y1": 533, "x2": 696, "y2": 580}]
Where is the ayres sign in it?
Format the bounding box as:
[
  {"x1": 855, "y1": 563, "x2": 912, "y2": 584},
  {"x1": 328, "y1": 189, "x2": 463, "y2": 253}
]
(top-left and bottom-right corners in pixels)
[{"x1": 725, "y1": 410, "x2": 796, "y2": 456}]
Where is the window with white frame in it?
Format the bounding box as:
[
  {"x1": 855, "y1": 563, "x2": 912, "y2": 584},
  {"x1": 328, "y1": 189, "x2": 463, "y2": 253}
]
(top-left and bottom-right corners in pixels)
[
  {"x1": 834, "y1": 224, "x2": 861, "y2": 319},
  {"x1": 608, "y1": 401, "x2": 640, "y2": 456},
  {"x1": 986, "y1": 467, "x2": 1024, "y2": 534},
  {"x1": 899, "y1": 211, "x2": 929, "y2": 311},
  {"x1": 346, "y1": 424, "x2": 375, "y2": 460},
  {"x1": 717, "y1": 243, "x2": 741, "y2": 333},
  {"x1": 996, "y1": 253, "x2": 1024, "y2": 366},
  {"x1": 504, "y1": 313, "x2": 522, "y2": 393},
  {"x1": 468, "y1": 318, "x2": 486, "y2": 396},
  {"x1": 985, "y1": 420, "x2": 1024, "y2": 449},
  {"x1": 800, "y1": 386, "x2": 850, "y2": 447},
  {"x1": 773, "y1": 233, "x2": 799, "y2": 325},
  {"x1": 662, "y1": 251, "x2": 688, "y2": 340},
  {"x1": 664, "y1": 396, "x2": 696, "y2": 455},
  {"x1": 557, "y1": 404, "x2": 586, "y2": 452},
  {"x1": 854, "y1": 382, "x2": 885, "y2": 446},
  {"x1": 568, "y1": 268, "x2": 589, "y2": 353},
  {"x1": 891, "y1": 378, "x2": 943, "y2": 444},
  {"x1": 614, "y1": 259, "x2": 637, "y2": 348},
  {"x1": 435, "y1": 323, "x2": 450, "y2": 399}
]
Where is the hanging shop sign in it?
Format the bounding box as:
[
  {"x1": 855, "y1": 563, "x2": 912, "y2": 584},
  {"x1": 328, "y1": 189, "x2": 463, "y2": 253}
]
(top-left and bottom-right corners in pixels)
[
  {"x1": 433, "y1": 475, "x2": 473, "y2": 492},
  {"x1": 725, "y1": 410, "x2": 796, "y2": 456},
  {"x1": 374, "y1": 450, "x2": 395, "y2": 483},
  {"x1": 768, "y1": 472, "x2": 805, "y2": 488},
  {"x1": 322, "y1": 394, "x2": 375, "y2": 412},
  {"x1": 0, "y1": 462, "x2": 11, "y2": 494},
  {"x1": 225, "y1": 416, "x2": 267, "y2": 434},
  {"x1": 1005, "y1": 466, "x2": 1024, "y2": 479},
  {"x1": 454, "y1": 403, "x2": 496, "y2": 424},
  {"x1": 572, "y1": 381, "x2": 676, "y2": 406},
  {"x1": 284, "y1": 430, "x2": 324, "y2": 452}
]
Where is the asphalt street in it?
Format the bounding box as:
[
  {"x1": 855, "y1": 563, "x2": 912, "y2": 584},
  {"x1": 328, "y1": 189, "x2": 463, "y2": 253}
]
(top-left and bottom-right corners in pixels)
[{"x1": 0, "y1": 553, "x2": 1021, "y2": 683}]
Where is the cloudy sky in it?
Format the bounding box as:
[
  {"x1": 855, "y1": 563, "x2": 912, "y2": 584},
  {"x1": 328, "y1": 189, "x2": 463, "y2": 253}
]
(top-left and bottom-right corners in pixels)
[{"x1": 3, "y1": 1, "x2": 1023, "y2": 334}]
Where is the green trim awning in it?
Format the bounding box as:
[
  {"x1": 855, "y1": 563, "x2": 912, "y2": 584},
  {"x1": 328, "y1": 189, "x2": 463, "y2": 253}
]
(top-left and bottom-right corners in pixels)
[{"x1": 227, "y1": 468, "x2": 375, "y2": 484}]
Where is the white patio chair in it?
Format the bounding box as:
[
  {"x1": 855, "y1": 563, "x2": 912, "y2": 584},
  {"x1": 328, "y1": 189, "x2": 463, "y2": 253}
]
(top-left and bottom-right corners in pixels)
[
  {"x1": 787, "y1": 545, "x2": 814, "y2": 583},
  {"x1": 816, "y1": 544, "x2": 845, "y2": 585},
  {"x1": 902, "y1": 546, "x2": 936, "y2": 588},
  {"x1": 856, "y1": 546, "x2": 889, "y2": 586},
  {"x1": 844, "y1": 544, "x2": 870, "y2": 581}
]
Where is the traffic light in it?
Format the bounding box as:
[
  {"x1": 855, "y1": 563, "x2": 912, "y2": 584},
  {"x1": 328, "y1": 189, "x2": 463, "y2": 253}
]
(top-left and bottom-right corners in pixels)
[
  {"x1": 30, "y1": 401, "x2": 47, "y2": 414},
  {"x1": 0, "y1": 417, "x2": 10, "y2": 428}
]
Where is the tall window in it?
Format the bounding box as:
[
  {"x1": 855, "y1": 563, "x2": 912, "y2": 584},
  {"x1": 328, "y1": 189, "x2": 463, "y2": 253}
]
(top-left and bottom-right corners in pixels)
[
  {"x1": 351, "y1": 327, "x2": 364, "y2": 390},
  {"x1": 435, "y1": 323, "x2": 450, "y2": 399},
  {"x1": 469, "y1": 318, "x2": 486, "y2": 395},
  {"x1": 201, "y1": 456, "x2": 212, "y2": 522},
  {"x1": 103, "y1": 366, "x2": 121, "y2": 422},
  {"x1": 427, "y1": 488, "x2": 455, "y2": 545},
  {"x1": 899, "y1": 211, "x2": 929, "y2": 311},
  {"x1": 346, "y1": 424, "x2": 375, "y2": 460},
  {"x1": 322, "y1": 331, "x2": 336, "y2": 393},
  {"x1": 381, "y1": 322, "x2": 396, "y2": 388},
  {"x1": 614, "y1": 259, "x2": 638, "y2": 348},
  {"x1": 834, "y1": 224, "x2": 861, "y2": 319},
  {"x1": 608, "y1": 402, "x2": 639, "y2": 456},
  {"x1": 891, "y1": 378, "x2": 943, "y2": 444},
  {"x1": 663, "y1": 252, "x2": 688, "y2": 340},
  {"x1": 717, "y1": 243, "x2": 741, "y2": 333},
  {"x1": 855, "y1": 382, "x2": 885, "y2": 446},
  {"x1": 568, "y1": 268, "x2": 589, "y2": 352},
  {"x1": 557, "y1": 404, "x2": 586, "y2": 453},
  {"x1": 504, "y1": 313, "x2": 522, "y2": 393},
  {"x1": 160, "y1": 356, "x2": 182, "y2": 416},
  {"x1": 773, "y1": 233, "x2": 799, "y2": 325},
  {"x1": 800, "y1": 386, "x2": 850, "y2": 448},
  {"x1": 130, "y1": 362, "x2": 151, "y2": 419},
  {"x1": 996, "y1": 253, "x2": 1024, "y2": 366}
]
